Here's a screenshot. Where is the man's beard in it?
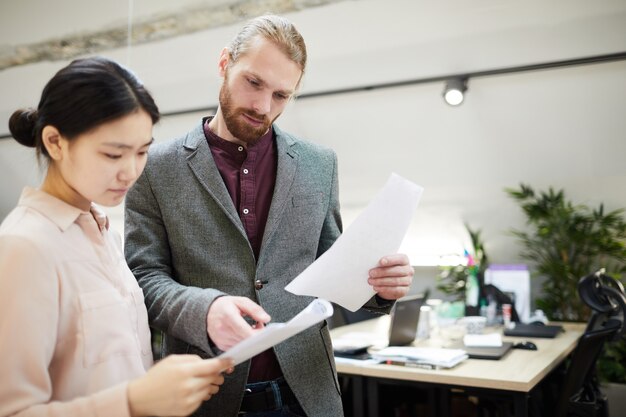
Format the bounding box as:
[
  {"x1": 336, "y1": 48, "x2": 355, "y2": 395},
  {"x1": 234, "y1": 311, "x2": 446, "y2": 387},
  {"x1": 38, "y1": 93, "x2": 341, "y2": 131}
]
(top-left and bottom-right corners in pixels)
[{"x1": 219, "y1": 80, "x2": 274, "y2": 145}]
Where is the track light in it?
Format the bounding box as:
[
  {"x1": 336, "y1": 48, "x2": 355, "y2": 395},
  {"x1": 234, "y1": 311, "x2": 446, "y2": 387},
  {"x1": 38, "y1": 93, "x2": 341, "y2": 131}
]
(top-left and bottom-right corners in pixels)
[{"x1": 443, "y1": 78, "x2": 468, "y2": 106}]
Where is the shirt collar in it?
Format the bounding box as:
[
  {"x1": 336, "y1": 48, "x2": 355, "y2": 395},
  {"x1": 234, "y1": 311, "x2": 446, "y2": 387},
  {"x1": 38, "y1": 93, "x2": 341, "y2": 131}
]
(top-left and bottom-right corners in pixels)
[{"x1": 18, "y1": 187, "x2": 109, "y2": 232}]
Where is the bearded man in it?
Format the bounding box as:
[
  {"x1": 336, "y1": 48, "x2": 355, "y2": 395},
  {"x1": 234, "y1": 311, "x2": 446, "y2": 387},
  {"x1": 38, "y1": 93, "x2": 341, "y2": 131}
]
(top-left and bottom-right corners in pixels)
[{"x1": 124, "y1": 14, "x2": 413, "y2": 417}]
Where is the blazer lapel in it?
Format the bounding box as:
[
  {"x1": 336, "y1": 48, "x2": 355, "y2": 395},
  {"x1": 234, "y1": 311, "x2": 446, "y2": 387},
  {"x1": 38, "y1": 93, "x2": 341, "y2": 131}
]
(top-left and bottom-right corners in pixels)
[
  {"x1": 260, "y1": 128, "x2": 298, "y2": 257},
  {"x1": 183, "y1": 122, "x2": 247, "y2": 239}
]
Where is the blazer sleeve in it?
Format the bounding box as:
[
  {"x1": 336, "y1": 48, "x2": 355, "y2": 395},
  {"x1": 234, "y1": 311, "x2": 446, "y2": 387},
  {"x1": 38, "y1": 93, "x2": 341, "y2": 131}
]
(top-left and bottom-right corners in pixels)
[
  {"x1": 316, "y1": 152, "x2": 342, "y2": 258},
  {"x1": 0, "y1": 236, "x2": 131, "y2": 417},
  {"x1": 124, "y1": 168, "x2": 225, "y2": 355}
]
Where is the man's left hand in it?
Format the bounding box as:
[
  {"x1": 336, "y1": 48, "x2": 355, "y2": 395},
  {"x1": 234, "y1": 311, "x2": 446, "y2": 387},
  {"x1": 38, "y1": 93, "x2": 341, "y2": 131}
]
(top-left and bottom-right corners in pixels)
[{"x1": 368, "y1": 253, "x2": 414, "y2": 300}]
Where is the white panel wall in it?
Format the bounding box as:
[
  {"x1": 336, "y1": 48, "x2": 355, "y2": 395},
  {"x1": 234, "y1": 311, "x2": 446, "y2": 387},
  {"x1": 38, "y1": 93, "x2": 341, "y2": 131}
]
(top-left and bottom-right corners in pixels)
[{"x1": 2, "y1": 0, "x2": 626, "y2": 303}]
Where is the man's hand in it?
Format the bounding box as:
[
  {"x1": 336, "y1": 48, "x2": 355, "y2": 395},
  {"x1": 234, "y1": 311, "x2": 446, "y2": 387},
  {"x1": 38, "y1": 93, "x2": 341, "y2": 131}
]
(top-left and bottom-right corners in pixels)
[
  {"x1": 368, "y1": 254, "x2": 414, "y2": 300},
  {"x1": 206, "y1": 296, "x2": 271, "y2": 351}
]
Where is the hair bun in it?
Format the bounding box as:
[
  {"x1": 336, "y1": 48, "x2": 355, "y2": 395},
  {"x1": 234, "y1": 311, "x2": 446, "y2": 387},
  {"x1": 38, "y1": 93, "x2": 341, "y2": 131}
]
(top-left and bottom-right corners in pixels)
[{"x1": 8, "y1": 108, "x2": 39, "y2": 147}]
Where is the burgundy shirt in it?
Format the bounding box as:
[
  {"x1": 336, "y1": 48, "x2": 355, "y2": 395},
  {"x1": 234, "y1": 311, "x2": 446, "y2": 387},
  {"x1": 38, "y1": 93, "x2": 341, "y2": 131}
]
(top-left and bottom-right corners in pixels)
[{"x1": 203, "y1": 119, "x2": 282, "y2": 382}]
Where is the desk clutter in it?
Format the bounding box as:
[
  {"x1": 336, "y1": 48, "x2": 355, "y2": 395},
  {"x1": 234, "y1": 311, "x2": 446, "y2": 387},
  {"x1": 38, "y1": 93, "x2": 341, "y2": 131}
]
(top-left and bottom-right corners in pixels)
[
  {"x1": 329, "y1": 271, "x2": 622, "y2": 417},
  {"x1": 331, "y1": 293, "x2": 557, "y2": 369}
]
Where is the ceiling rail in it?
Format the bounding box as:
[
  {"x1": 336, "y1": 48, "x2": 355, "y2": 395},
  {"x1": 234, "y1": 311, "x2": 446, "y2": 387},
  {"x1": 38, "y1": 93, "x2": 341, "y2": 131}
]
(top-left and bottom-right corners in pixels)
[{"x1": 1, "y1": 51, "x2": 625, "y2": 140}]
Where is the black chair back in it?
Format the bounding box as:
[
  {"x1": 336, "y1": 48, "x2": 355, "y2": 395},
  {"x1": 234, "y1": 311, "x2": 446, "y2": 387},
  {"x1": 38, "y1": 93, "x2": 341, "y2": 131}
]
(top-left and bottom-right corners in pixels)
[
  {"x1": 482, "y1": 283, "x2": 521, "y2": 322},
  {"x1": 554, "y1": 270, "x2": 626, "y2": 417}
]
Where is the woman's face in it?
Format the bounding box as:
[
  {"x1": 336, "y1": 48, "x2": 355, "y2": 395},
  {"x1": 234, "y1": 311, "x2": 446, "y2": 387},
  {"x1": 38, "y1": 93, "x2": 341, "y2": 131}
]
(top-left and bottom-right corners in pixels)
[{"x1": 54, "y1": 110, "x2": 153, "y2": 209}]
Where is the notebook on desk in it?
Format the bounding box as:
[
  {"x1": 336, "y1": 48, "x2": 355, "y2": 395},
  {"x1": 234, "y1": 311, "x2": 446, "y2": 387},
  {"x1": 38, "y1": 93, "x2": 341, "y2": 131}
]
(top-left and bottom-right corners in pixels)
[
  {"x1": 503, "y1": 323, "x2": 564, "y2": 338},
  {"x1": 388, "y1": 294, "x2": 426, "y2": 346}
]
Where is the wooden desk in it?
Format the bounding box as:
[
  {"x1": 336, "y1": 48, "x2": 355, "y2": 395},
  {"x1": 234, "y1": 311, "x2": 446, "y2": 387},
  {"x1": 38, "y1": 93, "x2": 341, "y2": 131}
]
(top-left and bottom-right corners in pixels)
[{"x1": 330, "y1": 316, "x2": 585, "y2": 417}]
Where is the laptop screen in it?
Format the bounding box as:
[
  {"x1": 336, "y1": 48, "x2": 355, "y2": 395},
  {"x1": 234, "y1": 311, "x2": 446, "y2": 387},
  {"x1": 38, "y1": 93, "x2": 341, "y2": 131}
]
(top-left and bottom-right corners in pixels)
[{"x1": 388, "y1": 294, "x2": 426, "y2": 346}]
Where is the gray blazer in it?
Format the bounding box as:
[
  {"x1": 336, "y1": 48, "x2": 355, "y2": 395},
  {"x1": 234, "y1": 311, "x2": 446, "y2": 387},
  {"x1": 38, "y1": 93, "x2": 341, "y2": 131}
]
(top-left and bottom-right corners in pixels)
[{"x1": 124, "y1": 119, "x2": 390, "y2": 416}]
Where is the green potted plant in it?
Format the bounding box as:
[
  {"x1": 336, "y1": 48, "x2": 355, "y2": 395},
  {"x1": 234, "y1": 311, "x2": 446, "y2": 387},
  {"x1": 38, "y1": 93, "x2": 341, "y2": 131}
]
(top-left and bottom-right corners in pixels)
[
  {"x1": 506, "y1": 183, "x2": 626, "y2": 400},
  {"x1": 437, "y1": 225, "x2": 488, "y2": 303}
]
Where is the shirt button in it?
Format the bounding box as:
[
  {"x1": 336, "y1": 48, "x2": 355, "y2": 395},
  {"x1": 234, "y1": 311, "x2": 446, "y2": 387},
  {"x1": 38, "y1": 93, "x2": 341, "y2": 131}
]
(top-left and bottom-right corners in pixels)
[
  {"x1": 238, "y1": 146, "x2": 244, "y2": 152},
  {"x1": 243, "y1": 168, "x2": 249, "y2": 174},
  {"x1": 243, "y1": 208, "x2": 249, "y2": 214},
  {"x1": 255, "y1": 280, "x2": 264, "y2": 290}
]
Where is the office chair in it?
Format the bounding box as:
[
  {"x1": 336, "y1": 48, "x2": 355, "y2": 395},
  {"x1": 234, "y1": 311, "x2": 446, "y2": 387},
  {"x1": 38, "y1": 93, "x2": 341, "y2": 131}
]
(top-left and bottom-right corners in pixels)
[
  {"x1": 330, "y1": 290, "x2": 432, "y2": 329},
  {"x1": 327, "y1": 303, "x2": 381, "y2": 329},
  {"x1": 482, "y1": 283, "x2": 521, "y2": 322},
  {"x1": 551, "y1": 270, "x2": 626, "y2": 417}
]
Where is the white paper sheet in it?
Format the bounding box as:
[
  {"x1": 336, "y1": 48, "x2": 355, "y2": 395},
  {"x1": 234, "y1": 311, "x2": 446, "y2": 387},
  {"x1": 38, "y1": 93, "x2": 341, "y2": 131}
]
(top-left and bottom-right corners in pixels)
[
  {"x1": 285, "y1": 173, "x2": 423, "y2": 312},
  {"x1": 217, "y1": 299, "x2": 333, "y2": 366},
  {"x1": 463, "y1": 333, "x2": 503, "y2": 347}
]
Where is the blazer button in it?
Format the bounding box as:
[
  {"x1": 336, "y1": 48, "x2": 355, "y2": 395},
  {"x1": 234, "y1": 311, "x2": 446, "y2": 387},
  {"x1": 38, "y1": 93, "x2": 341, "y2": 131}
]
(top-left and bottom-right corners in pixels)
[{"x1": 255, "y1": 280, "x2": 264, "y2": 290}]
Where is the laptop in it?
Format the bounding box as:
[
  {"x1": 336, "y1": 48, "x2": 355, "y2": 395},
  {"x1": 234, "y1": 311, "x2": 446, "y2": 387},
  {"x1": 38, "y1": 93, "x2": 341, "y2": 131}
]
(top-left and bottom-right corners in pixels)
[
  {"x1": 388, "y1": 294, "x2": 426, "y2": 346},
  {"x1": 503, "y1": 323, "x2": 563, "y2": 338}
]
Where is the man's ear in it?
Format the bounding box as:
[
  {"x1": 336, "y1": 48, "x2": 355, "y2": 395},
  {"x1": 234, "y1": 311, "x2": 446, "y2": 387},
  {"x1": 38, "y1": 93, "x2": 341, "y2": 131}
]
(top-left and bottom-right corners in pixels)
[
  {"x1": 218, "y1": 47, "x2": 230, "y2": 77},
  {"x1": 41, "y1": 125, "x2": 64, "y2": 160}
]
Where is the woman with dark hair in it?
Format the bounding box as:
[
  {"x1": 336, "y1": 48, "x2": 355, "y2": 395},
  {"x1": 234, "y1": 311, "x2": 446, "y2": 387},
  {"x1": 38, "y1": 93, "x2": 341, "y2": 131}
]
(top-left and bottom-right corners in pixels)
[{"x1": 0, "y1": 56, "x2": 232, "y2": 417}]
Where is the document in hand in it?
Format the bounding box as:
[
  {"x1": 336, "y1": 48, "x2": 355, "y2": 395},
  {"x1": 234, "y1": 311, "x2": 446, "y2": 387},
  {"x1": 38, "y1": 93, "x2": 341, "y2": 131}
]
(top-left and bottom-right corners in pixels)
[
  {"x1": 285, "y1": 173, "x2": 423, "y2": 311},
  {"x1": 217, "y1": 299, "x2": 333, "y2": 366},
  {"x1": 372, "y1": 346, "x2": 468, "y2": 369}
]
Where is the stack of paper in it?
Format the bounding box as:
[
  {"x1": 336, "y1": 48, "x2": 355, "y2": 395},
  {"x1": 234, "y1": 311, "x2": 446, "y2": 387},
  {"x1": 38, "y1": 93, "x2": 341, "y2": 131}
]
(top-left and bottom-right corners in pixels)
[
  {"x1": 372, "y1": 347, "x2": 468, "y2": 368},
  {"x1": 463, "y1": 333, "x2": 503, "y2": 347}
]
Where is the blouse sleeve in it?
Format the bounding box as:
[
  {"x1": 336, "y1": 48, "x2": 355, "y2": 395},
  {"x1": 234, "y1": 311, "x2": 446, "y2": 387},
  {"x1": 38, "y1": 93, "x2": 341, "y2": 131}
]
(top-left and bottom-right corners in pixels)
[{"x1": 0, "y1": 236, "x2": 131, "y2": 417}]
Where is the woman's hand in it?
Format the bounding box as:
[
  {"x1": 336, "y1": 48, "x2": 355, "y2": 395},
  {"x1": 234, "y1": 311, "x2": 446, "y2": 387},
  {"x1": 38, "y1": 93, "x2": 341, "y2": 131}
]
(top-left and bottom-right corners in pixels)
[{"x1": 127, "y1": 355, "x2": 234, "y2": 417}]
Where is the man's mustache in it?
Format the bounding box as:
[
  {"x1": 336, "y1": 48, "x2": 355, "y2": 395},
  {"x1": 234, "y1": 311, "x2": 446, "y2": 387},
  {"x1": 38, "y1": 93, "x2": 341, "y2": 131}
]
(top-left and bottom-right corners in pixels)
[{"x1": 241, "y1": 110, "x2": 269, "y2": 124}]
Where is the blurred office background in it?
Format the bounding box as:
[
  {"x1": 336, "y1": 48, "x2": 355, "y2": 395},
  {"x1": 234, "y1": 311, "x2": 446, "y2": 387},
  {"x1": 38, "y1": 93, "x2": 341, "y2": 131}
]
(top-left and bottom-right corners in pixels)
[{"x1": 1, "y1": 0, "x2": 625, "y2": 305}]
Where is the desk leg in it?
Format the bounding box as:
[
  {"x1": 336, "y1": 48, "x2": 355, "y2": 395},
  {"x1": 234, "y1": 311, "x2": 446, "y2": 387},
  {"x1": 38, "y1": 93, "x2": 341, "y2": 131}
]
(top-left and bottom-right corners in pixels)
[
  {"x1": 438, "y1": 388, "x2": 450, "y2": 417},
  {"x1": 513, "y1": 392, "x2": 528, "y2": 417},
  {"x1": 351, "y1": 376, "x2": 365, "y2": 417},
  {"x1": 366, "y1": 378, "x2": 379, "y2": 417}
]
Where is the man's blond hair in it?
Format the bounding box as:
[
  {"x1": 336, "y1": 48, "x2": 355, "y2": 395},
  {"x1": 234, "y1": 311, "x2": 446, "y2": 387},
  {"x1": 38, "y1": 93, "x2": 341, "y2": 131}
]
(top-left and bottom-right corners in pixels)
[{"x1": 227, "y1": 14, "x2": 307, "y2": 76}]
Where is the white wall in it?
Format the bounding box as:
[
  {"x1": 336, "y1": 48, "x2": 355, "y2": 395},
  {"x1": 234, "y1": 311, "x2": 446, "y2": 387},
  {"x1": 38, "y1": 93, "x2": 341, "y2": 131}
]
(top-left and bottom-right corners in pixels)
[{"x1": 2, "y1": 0, "x2": 626, "y2": 302}]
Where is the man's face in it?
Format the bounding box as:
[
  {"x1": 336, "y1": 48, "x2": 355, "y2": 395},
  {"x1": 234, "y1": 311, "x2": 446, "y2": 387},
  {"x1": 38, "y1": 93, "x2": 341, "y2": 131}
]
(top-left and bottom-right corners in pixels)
[{"x1": 218, "y1": 37, "x2": 302, "y2": 144}]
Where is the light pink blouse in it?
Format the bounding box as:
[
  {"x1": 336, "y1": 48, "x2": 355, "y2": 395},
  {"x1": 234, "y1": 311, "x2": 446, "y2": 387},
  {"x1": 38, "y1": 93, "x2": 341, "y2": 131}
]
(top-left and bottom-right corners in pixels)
[{"x1": 0, "y1": 188, "x2": 153, "y2": 417}]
